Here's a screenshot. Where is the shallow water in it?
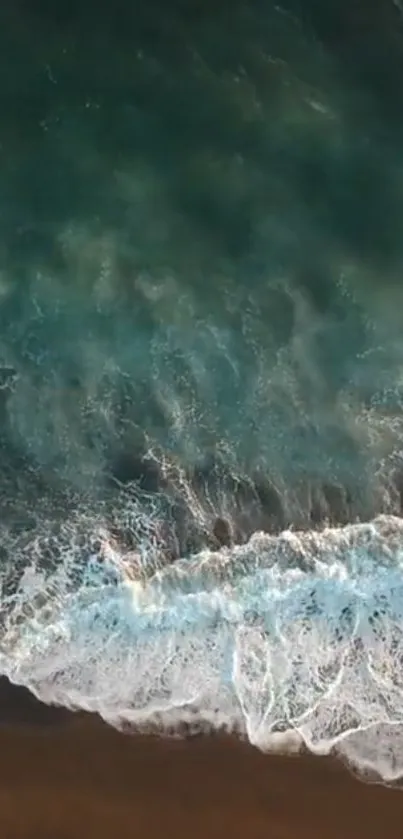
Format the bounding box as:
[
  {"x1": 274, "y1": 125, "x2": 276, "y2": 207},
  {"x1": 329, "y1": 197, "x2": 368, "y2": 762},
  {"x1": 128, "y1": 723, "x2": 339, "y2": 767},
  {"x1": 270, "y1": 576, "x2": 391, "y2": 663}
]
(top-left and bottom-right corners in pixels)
[{"x1": 1, "y1": 0, "x2": 403, "y2": 783}]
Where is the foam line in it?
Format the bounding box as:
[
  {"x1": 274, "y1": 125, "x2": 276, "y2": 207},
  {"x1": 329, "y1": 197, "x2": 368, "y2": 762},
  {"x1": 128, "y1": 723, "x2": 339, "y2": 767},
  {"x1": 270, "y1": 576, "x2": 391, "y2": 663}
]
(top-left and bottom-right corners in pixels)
[{"x1": 1, "y1": 513, "x2": 403, "y2": 782}]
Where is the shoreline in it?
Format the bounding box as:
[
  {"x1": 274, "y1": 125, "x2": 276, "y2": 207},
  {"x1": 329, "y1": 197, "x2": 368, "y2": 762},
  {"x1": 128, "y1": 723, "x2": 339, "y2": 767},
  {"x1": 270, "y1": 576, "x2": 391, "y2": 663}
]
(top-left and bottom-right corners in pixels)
[{"x1": 0, "y1": 680, "x2": 403, "y2": 838}]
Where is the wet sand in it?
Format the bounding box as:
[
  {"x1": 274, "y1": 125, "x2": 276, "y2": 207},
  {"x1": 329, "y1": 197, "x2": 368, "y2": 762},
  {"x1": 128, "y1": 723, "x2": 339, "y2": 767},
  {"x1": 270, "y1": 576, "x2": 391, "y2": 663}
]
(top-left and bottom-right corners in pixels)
[{"x1": 0, "y1": 680, "x2": 402, "y2": 838}]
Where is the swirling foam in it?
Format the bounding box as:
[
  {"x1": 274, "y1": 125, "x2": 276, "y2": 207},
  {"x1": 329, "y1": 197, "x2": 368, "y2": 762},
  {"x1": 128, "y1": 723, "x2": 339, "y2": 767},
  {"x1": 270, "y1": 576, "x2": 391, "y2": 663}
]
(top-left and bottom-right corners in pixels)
[{"x1": 1, "y1": 507, "x2": 403, "y2": 783}]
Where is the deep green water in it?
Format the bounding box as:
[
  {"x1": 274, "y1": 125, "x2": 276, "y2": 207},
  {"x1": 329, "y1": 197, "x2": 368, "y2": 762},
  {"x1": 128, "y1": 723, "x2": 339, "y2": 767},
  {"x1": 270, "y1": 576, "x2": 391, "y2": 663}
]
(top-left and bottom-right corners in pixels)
[{"x1": 1, "y1": 0, "x2": 403, "y2": 531}]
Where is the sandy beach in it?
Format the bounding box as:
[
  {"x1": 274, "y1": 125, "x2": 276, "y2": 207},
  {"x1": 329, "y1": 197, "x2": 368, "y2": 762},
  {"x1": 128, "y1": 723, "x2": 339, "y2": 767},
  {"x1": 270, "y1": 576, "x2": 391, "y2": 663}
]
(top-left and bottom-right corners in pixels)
[{"x1": 0, "y1": 680, "x2": 401, "y2": 839}]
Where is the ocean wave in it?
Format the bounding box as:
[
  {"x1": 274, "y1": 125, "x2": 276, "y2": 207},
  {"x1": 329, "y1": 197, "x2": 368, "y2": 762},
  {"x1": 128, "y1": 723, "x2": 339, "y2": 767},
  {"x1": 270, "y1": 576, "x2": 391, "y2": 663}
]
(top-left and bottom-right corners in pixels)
[{"x1": 1, "y1": 501, "x2": 403, "y2": 784}]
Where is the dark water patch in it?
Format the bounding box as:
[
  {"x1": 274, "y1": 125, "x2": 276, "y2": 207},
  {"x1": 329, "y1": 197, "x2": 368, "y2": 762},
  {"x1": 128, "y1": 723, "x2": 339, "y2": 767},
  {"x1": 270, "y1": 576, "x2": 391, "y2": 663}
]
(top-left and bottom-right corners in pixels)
[{"x1": 108, "y1": 452, "x2": 163, "y2": 493}]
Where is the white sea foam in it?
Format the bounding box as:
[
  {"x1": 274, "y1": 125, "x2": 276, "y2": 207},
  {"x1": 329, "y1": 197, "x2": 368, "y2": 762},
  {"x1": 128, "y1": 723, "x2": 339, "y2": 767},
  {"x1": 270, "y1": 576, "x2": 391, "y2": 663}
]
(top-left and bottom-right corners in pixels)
[{"x1": 1, "y1": 507, "x2": 403, "y2": 783}]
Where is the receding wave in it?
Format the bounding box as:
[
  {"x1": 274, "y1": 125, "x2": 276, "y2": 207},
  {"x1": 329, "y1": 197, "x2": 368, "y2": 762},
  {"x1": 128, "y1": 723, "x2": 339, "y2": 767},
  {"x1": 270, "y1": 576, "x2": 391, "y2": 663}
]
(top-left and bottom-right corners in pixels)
[{"x1": 1, "y1": 483, "x2": 403, "y2": 783}]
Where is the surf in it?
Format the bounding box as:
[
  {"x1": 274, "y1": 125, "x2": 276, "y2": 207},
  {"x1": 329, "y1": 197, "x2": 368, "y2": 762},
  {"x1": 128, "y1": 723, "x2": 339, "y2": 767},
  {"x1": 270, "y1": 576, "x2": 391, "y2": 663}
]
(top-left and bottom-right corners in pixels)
[{"x1": 1, "y1": 503, "x2": 403, "y2": 784}]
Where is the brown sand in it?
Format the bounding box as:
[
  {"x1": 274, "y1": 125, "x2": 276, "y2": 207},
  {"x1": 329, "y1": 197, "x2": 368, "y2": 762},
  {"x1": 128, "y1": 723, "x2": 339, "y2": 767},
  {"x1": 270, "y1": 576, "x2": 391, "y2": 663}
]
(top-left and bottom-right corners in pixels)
[{"x1": 0, "y1": 680, "x2": 402, "y2": 839}]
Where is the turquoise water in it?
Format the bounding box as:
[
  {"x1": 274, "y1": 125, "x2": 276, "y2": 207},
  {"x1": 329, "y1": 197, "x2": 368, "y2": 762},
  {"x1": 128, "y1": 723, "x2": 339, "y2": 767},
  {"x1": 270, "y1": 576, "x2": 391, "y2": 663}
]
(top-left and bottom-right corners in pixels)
[{"x1": 1, "y1": 1, "x2": 403, "y2": 782}]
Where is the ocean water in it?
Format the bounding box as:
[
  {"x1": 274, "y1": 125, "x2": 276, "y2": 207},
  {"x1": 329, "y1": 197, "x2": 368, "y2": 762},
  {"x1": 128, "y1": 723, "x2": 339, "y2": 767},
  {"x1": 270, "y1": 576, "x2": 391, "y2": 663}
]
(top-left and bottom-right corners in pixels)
[{"x1": 1, "y1": 0, "x2": 403, "y2": 783}]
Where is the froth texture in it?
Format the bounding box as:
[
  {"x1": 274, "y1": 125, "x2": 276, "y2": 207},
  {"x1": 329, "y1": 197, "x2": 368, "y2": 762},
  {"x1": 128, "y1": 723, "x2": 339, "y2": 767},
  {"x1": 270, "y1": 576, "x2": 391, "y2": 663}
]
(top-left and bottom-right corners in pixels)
[{"x1": 1, "y1": 511, "x2": 403, "y2": 782}]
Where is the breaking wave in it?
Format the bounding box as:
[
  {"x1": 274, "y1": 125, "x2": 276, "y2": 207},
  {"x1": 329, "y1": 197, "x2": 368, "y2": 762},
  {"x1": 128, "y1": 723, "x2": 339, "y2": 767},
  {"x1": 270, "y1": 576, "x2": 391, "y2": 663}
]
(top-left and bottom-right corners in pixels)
[
  {"x1": 1, "y1": 487, "x2": 403, "y2": 784},
  {"x1": 2, "y1": 0, "x2": 403, "y2": 792}
]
